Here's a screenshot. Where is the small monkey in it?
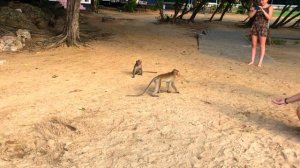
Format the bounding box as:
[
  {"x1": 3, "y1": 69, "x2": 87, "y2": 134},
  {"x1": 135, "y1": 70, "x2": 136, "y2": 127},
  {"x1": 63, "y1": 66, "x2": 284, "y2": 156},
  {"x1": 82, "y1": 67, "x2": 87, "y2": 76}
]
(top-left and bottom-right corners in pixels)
[
  {"x1": 132, "y1": 60, "x2": 142, "y2": 78},
  {"x1": 127, "y1": 69, "x2": 180, "y2": 97},
  {"x1": 132, "y1": 59, "x2": 157, "y2": 78}
]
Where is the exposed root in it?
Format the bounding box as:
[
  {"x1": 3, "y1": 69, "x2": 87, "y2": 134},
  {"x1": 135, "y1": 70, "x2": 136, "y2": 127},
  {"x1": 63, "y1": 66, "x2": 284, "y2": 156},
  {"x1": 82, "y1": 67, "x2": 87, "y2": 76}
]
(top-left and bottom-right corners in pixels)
[
  {"x1": 41, "y1": 33, "x2": 82, "y2": 49},
  {"x1": 43, "y1": 34, "x2": 68, "y2": 49}
]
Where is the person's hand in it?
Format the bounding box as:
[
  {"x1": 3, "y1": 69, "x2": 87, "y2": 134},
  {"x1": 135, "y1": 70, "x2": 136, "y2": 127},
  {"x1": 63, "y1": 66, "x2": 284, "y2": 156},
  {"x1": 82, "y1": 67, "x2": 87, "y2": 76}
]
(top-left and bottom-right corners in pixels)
[
  {"x1": 272, "y1": 98, "x2": 285, "y2": 105},
  {"x1": 257, "y1": 6, "x2": 262, "y2": 11}
]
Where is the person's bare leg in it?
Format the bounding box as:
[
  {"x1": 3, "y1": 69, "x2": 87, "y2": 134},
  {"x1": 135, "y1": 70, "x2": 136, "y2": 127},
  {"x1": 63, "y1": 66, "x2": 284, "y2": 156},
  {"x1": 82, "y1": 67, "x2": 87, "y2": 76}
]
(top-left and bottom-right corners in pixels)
[
  {"x1": 249, "y1": 35, "x2": 257, "y2": 65},
  {"x1": 297, "y1": 106, "x2": 300, "y2": 121},
  {"x1": 258, "y1": 36, "x2": 266, "y2": 67}
]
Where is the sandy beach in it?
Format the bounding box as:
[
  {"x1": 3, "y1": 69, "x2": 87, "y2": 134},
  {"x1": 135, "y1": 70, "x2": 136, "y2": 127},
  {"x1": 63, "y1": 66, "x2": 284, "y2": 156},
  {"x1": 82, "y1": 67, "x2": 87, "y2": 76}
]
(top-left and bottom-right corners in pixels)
[{"x1": 0, "y1": 9, "x2": 300, "y2": 167}]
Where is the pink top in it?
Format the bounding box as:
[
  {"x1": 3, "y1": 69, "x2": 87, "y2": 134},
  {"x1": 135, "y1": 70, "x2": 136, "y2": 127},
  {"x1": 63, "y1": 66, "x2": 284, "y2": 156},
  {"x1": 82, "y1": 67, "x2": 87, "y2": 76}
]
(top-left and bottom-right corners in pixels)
[{"x1": 57, "y1": 0, "x2": 86, "y2": 10}]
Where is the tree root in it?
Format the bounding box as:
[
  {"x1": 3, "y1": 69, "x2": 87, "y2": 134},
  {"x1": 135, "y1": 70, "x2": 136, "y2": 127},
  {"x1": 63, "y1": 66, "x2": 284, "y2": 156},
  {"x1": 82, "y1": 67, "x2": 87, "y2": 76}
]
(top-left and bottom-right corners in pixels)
[
  {"x1": 41, "y1": 33, "x2": 83, "y2": 49},
  {"x1": 41, "y1": 33, "x2": 68, "y2": 49}
]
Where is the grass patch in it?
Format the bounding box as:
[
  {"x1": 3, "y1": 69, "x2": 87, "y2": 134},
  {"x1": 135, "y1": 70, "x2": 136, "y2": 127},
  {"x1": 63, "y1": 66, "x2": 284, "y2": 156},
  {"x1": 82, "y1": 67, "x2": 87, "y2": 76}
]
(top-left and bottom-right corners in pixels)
[
  {"x1": 273, "y1": 10, "x2": 300, "y2": 18},
  {"x1": 271, "y1": 38, "x2": 287, "y2": 45}
]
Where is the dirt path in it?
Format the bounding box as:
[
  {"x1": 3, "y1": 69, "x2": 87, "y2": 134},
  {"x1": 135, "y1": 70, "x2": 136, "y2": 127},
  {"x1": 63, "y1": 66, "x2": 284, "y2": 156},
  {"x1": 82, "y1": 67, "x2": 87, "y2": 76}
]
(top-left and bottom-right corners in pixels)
[{"x1": 0, "y1": 10, "x2": 300, "y2": 167}]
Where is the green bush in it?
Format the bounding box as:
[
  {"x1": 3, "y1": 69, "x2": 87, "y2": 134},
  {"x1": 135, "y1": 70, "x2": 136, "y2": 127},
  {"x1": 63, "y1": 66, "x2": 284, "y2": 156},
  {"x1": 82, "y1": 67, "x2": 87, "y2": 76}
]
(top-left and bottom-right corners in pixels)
[
  {"x1": 236, "y1": 5, "x2": 246, "y2": 14},
  {"x1": 124, "y1": 0, "x2": 137, "y2": 12},
  {"x1": 271, "y1": 38, "x2": 287, "y2": 45}
]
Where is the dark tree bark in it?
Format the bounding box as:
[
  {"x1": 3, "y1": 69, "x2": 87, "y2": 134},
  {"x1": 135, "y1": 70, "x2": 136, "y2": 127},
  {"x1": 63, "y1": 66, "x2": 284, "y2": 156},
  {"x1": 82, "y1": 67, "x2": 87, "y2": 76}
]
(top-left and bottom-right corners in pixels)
[
  {"x1": 91, "y1": 0, "x2": 97, "y2": 12},
  {"x1": 275, "y1": 6, "x2": 300, "y2": 27},
  {"x1": 278, "y1": 12, "x2": 300, "y2": 27},
  {"x1": 177, "y1": 0, "x2": 188, "y2": 19},
  {"x1": 270, "y1": 4, "x2": 291, "y2": 28},
  {"x1": 46, "y1": 0, "x2": 81, "y2": 48},
  {"x1": 218, "y1": 0, "x2": 234, "y2": 21},
  {"x1": 172, "y1": 0, "x2": 182, "y2": 23},
  {"x1": 157, "y1": 0, "x2": 165, "y2": 22},
  {"x1": 209, "y1": 0, "x2": 225, "y2": 21},
  {"x1": 64, "y1": 0, "x2": 81, "y2": 46},
  {"x1": 177, "y1": 1, "x2": 193, "y2": 19},
  {"x1": 271, "y1": 5, "x2": 300, "y2": 28},
  {"x1": 189, "y1": 0, "x2": 208, "y2": 23}
]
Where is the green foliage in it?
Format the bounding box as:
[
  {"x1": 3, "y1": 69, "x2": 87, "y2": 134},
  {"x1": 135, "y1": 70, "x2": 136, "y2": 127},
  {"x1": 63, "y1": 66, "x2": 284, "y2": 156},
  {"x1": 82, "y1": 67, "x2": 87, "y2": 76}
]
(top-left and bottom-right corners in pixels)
[
  {"x1": 157, "y1": 0, "x2": 164, "y2": 9},
  {"x1": 271, "y1": 38, "x2": 287, "y2": 45},
  {"x1": 156, "y1": 13, "x2": 173, "y2": 22},
  {"x1": 124, "y1": 0, "x2": 137, "y2": 12},
  {"x1": 273, "y1": 10, "x2": 300, "y2": 17},
  {"x1": 210, "y1": 4, "x2": 217, "y2": 12},
  {"x1": 148, "y1": 4, "x2": 160, "y2": 10},
  {"x1": 236, "y1": 5, "x2": 246, "y2": 14}
]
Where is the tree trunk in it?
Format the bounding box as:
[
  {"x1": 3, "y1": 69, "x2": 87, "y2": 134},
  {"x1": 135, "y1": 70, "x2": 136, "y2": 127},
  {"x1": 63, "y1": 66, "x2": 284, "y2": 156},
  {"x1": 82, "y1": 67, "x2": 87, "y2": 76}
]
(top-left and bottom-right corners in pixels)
[
  {"x1": 270, "y1": 4, "x2": 291, "y2": 28},
  {"x1": 65, "y1": 0, "x2": 81, "y2": 46},
  {"x1": 189, "y1": 0, "x2": 208, "y2": 23},
  {"x1": 218, "y1": 0, "x2": 233, "y2": 21},
  {"x1": 177, "y1": 0, "x2": 188, "y2": 19},
  {"x1": 91, "y1": 0, "x2": 97, "y2": 12},
  {"x1": 178, "y1": 0, "x2": 193, "y2": 19},
  {"x1": 156, "y1": 0, "x2": 165, "y2": 22},
  {"x1": 279, "y1": 12, "x2": 300, "y2": 27},
  {"x1": 276, "y1": 6, "x2": 300, "y2": 27},
  {"x1": 209, "y1": 0, "x2": 225, "y2": 21},
  {"x1": 172, "y1": 0, "x2": 184, "y2": 23}
]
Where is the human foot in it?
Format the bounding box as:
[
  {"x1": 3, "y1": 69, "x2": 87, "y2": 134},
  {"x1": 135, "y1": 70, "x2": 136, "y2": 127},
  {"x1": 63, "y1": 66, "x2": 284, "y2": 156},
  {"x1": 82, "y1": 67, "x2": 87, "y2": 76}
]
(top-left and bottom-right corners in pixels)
[{"x1": 258, "y1": 62, "x2": 263, "y2": 67}]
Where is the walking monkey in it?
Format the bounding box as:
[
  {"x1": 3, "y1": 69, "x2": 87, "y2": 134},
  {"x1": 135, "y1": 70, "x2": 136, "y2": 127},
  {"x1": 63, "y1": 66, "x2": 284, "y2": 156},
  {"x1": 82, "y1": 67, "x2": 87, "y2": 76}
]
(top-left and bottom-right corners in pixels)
[{"x1": 127, "y1": 69, "x2": 180, "y2": 97}]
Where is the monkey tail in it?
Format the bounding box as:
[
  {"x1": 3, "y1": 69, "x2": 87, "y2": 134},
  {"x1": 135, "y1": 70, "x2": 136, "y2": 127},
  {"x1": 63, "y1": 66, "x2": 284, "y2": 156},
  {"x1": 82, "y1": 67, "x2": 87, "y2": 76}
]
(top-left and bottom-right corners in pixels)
[
  {"x1": 143, "y1": 71, "x2": 157, "y2": 73},
  {"x1": 126, "y1": 78, "x2": 155, "y2": 97}
]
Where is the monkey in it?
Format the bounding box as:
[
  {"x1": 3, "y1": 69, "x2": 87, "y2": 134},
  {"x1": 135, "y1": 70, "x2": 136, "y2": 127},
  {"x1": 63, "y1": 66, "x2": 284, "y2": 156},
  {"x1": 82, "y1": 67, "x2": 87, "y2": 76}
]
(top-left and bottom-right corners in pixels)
[
  {"x1": 132, "y1": 59, "x2": 157, "y2": 78},
  {"x1": 127, "y1": 69, "x2": 180, "y2": 97},
  {"x1": 197, "y1": 29, "x2": 207, "y2": 50},
  {"x1": 132, "y1": 59, "x2": 142, "y2": 78}
]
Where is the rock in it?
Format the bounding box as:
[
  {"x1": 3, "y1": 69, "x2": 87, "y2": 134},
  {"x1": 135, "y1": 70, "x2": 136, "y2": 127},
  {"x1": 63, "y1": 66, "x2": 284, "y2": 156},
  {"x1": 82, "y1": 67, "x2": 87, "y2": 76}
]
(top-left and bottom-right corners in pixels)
[{"x1": 0, "y1": 29, "x2": 30, "y2": 52}]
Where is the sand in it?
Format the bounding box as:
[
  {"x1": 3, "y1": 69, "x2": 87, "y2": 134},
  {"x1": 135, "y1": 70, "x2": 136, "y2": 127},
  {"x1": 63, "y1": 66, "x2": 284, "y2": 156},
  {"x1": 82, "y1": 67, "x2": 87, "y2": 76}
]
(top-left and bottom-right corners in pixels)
[{"x1": 0, "y1": 10, "x2": 300, "y2": 167}]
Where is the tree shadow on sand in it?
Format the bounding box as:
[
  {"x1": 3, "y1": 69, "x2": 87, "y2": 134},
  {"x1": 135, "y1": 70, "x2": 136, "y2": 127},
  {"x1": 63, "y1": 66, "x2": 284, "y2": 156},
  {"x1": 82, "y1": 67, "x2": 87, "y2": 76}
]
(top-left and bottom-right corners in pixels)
[
  {"x1": 199, "y1": 79, "x2": 300, "y2": 141},
  {"x1": 214, "y1": 101, "x2": 300, "y2": 142}
]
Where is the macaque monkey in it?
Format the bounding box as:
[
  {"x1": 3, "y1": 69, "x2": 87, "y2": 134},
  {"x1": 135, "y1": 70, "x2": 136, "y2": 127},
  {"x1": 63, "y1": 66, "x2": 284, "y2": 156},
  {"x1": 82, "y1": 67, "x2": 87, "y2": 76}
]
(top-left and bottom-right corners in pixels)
[
  {"x1": 132, "y1": 60, "x2": 143, "y2": 78},
  {"x1": 132, "y1": 59, "x2": 157, "y2": 78},
  {"x1": 127, "y1": 69, "x2": 180, "y2": 97}
]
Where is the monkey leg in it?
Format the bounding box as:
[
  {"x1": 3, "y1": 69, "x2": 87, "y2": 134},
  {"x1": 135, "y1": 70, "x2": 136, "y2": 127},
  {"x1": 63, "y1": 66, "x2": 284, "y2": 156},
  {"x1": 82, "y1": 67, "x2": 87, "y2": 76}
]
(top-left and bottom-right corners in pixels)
[
  {"x1": 166, "y1": 82, "x2": 171, "y2": 93},
  {"x1": 138, "y1": 69, "x2": 142, "y2": 75},
  {"x1": 132, "y1": 69, "x2": 136, "y2": 78},
  {"x1": 152, "y1": 80, "x2": 161, "y2": 96},
  {"x1": 171, "y1": 82, "x2": 179, "y2": 93},
  {"x1": 139, "y1": 68, "x2": 143, "y2": 75}
]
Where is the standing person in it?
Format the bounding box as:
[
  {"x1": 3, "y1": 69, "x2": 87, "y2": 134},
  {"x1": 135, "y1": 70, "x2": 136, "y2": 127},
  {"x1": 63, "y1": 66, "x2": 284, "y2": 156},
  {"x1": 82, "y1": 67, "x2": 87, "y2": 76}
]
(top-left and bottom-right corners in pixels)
[
  {"x1": 272, "y1": 93, "x2": 300, "y2": 121},
  {"x1": 248, "y1": 0, "x2": 273, "y2": 67}
]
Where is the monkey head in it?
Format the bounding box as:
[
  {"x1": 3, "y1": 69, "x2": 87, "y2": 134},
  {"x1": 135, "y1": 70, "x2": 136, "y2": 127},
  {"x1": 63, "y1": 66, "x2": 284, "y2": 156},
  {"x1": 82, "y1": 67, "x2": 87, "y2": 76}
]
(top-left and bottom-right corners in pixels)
[
  {"x1": 136, "y1": 59, "x2": 142, "y2": 65},
  {"x1": 172, "y1": 69, "x2": 180, "y2": 77}
]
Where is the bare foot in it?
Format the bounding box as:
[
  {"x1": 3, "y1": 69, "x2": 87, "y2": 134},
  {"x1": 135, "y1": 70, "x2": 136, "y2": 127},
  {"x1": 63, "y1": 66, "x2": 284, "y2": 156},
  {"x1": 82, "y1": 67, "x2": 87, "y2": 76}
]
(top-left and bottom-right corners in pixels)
[
  {"x1": 258, "y1": 63, "x2": 262, "y2": 67},
  {"x1": 248, "y1": 62, "x2": 254, "y2": 65}
]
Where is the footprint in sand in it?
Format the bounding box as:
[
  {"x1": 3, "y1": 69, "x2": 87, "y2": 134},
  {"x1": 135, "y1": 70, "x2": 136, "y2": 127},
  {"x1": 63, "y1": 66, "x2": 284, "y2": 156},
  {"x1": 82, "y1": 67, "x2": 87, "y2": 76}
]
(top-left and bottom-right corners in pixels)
[{"x1": 281, "y1": 149, "x2": 298, "y2": 163}]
